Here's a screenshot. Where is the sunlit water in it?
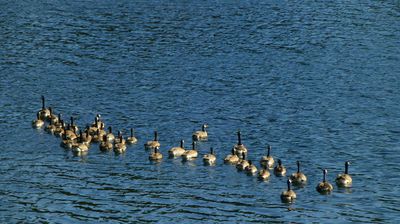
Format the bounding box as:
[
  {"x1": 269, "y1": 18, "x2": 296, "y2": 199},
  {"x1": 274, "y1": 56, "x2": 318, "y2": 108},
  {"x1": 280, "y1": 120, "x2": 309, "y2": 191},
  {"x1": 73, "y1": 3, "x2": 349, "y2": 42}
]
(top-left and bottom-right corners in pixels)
[{"x1": 1, "y1": 1, "x2": 400, "y2": 223}]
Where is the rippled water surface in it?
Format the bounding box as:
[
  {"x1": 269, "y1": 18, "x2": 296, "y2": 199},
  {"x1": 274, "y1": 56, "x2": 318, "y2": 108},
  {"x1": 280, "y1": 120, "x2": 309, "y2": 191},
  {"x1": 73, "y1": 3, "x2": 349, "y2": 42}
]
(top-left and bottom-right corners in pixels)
[{"x1": 1, "y1": 1, "x2": 400, "y2": 223}]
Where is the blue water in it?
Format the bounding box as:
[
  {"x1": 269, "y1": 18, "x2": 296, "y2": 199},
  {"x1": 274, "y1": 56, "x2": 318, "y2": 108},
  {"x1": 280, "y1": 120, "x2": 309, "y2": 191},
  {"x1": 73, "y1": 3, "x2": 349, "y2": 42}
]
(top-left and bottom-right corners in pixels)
[{"x1": 1, "y1": 1, "x2": 400, "y2": 223}]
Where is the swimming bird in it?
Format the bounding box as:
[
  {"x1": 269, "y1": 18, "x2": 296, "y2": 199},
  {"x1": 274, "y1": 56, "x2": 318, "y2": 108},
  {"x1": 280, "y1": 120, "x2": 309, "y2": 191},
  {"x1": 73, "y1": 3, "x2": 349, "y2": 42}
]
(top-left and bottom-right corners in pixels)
[
  {"x1": 69, "y1": 117, "x2": 79, "y2": 133},
  {"x1": 168, "y1": 139, "x2": 186, "y2": 158},
  {"x1": 224, "y1": 148, "x2": 240, "y2": 165},
  {"x1": 316, "y1": 169, "x2": 334, "y2": 194},
  {"x1": 38, "y1": 96, "x2": 50, "y2": 120},
  {"x1": 64, "y1": 124, "x2": 77, "y2": 141},
  {"x1": 105, "y1": 126, "x2": 115, "y2": 142},
  {"x1": 192, "y1": 124, "x2": 208, "y2": 141},
  {"x1": 114, "y1": 134, "x2": 127, "y2": 154},
  {"x1": 236, "y1": 152, "x2": 250, "y2": 171},
  {"x1": 336, "y1": 161, "x2": 352, "y2": 188},
  {"x1": 60, "y1": 132, "x2": 76, "y2": 149},
  {"x1": 81, "y1": 128, "x2": 92, "y2": 146},
  {"x1": 126, "y1": 128, "x2": 138, "y2": 144},
  {"x1": 72, "y1": 131, "x2": 89, "y2": 153},
  {"x1": 47, "y1": 107, "x2": 58, "y2": 124},
  {"x1": 281, "y1": 179, "x2": 296, "y2": 203},
  {"x1": 274, "y1": 159, "x2": 286, "y2": 177},
  {"x1": 99, "y1": 135, "x2": 113, "y2": 151},
  {"x1": 182, "y1": 141, "x2": 198, "y2": 161},
  {"x1": 203, "y1": 147, "x2": 216, "y2": 165},
  {"x1": 91, "y1": 124, "x2": 106, "y2": 142},
  {"x1": 245, "y1": 160, "x2": 258, "y2": 175},
  {"x1": 53, "y1": 120, "x2": 65, "y2": 137},
  {"x1": 144, "y1": 131, "x2": 160, "y2": 150},
  {"x1": 32, "y1": 112, "x2": 45, "y2": 129},
  {"x1": 260, "y1": 145, "x2": 274, "y2": 169},
  {"x1": 44, "y1": 118, "x2": 56, "y2": 134},
  {"x1": 149, "y1": 146, "x2": 163, "y2": 161},
  {"x1": 233, "y1": 131, "x2": 248, "y2": 158},
  {"x1": 114, "y1": 131, "x2": 126, "y2": 145},
  {"x1": 290, "y1": 161, "x2": 307, "y2": 186},
  {"x1": 258, "y1": 165, "x2": 271, "y2": 180}
]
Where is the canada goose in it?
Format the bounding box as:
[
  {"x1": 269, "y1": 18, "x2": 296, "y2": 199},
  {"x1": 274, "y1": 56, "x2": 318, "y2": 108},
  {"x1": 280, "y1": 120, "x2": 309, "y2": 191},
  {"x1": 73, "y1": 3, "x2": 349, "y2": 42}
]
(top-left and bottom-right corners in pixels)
[
  {"x1": 336, "y1": 161, "x2": 352, "y2": 187},
  {"x1": 281, "y1": 179, "x2": 296, "y2": 203},
  {"x1": 274, "y1": 159, "x2": 286, "y2": 177},
  {"x1": 114, "y1": 135, "x2": 127, "y2": 154},
  {"x1": 168, "y1": 139, "x2": 186, "y2": 158},
  {"x1": 91, "y1": 114, "x2": 104, "y2": 129},
  {"x1": 245, "y1": 160, "x2": 258, "y2": 175},
  {"x1": 105, "y1": 126, "x2": 115, "y2": 142},
  {"x1": 32, "y1": 112, "x2": 45, "y2": 129},
  {"x1": 203, "y1": 147, "x2": 216, "y2": 165},
  {"x1": 60, "y1": 132, "x2": 76, "y2": 149},
  {"x1": 64, "y1": 124, "x2": 77, "y2": 141},
  {"x1": 290, "y1": 161, "x2": 307, "y2": 186},
  {"x1": 258, "y1": 165, "x2": 271, "y2": 180},
  {"x1": 72, "y1": 131, "x2": 89, "y2": 153},
  {"x1": 81, "y1": 128, "x2": 92, "y2": 146},
  {"x1": 224, "y1": 148, "x2": 240, "y2": 164},
  {"x1": 260, "y1": 145, "x2": 274, "y2": 169},
  {"x1": 149, "y1": 146, "x2": 163, "y2": 161},
  {"x1": 192, "y1": 124, "x2": 208, "y2": 141},
  {"x1": 54, "y1": 113, "x2": 63, "y2": 128},
  {"x1": 127, "y1": 128, "x2": 138, "y2": 144},
  {"x1": 92, "y1": 128, "x2": 103, "y2": 143},
  {"x1": 182, "y1": 141, "x2": 198, "y2": 161},
  {"x1": 54, "y1": 120, "x2": 65, "y2": 137},
  {"x1": 236, "y1": 152, "x2": 250, "y2": 171},
  {"x1": 99, "y1": 135, "x2": 113, "y2": 151},
  {"x1": 144, "y1": 131, "x2": 160, "y2": 150},
  {"x1": 38, "y1": 96, "x2": 50, "y2": 120},
  {"x1": 234, "y1": 131, "x2": 248, "y2": 158},
  {"x1": 44, "y1": 117, "x2": 56, "y2": 134},
  {"x1": 114, "y1": 131, "x2": 126, "y2": 145},
  {"x1": 316, "y1": 169, "x2": 334, "y2": 194},
  {"x1": 47, "y1": 107, "x2": 58, "y2": 123}
]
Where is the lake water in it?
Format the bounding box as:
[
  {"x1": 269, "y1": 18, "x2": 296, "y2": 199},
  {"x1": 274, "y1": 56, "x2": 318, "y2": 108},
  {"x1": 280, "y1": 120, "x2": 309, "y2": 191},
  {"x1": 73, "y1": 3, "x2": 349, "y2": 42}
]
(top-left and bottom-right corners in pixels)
[{"x1": 1, "y1": 1, "x2": 400, "y2": 223}]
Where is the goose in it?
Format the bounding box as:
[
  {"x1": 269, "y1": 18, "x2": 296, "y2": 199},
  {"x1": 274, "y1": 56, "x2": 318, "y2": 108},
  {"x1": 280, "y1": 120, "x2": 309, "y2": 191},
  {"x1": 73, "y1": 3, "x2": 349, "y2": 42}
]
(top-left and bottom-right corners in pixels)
[
  {"x1": 105, "y1": 126, "x2": 115, "y2": 142},
  {"x1": 233, "y1": 131, "x2": 247, "y2": 158},
  {"x1": 182, "y1": 141, "x2": 198, "y2": 161},
  {"x1": 336, "y1": 161, "x2": 352, "y2": 187},
  {"x1": 127, "y1": 128, "x2": 138, "y2": 144},
  {"x1": 192, "y1": 124, "x2": 208, "y2": 141},
  {"x1": 290, "y1": 161, "x2": 307, "y2": 186},
  {"x1": 245, "y1": 160, "x2": 258, "y2": 175},
  {"x1": 81, "y1": 128, "x2": 92, "y2": 146},
  {"x1": 281, "y1": 179, "x2": 296, "y2": 203},
  {"x1": 149, "y1": 146, "x2": 163, "y2": 161},
  {"x1": 92, "y1": 128, "x2": 104, "y2": 143},
  {"x1": 72, "y1": 131, "x2": 89, "y2": 153},
  {"x1": 32, "y1": 112, "x2": 45, "y2": 129},
  {"x1": 47, "y1": 107, "x2": 58, "y2": 123},
  {"x1": 203, "y1": 147, "x2": 216, "y2": 165},
  {"x1": 114, "y1": 131, "x2": 126, "y2": 145},
  {"x1": 144, "y1": 131, "x2": 160, "y2": 150},
  {"x1": 260, "y1": 145, "x2": 274, "y2": 169},
  {"x1": 54, "y1": 120, "x2": 65, "y2": 137},
  {"x1": 54, "y1": 113, "x2": 63, "y2": 128},
  {"x1": 274, "y1": 159, "x2": 286, "y2": 177},
  {"x1": 224, "y1": 148, "x2": 240, "y2": 164},
  {"x1": 258, "y1": 165, "x2": 271, "y2": 180},
  {"x1": 60, "y1": 132, "x2": 76, "y2": 149},
  {"x1": 114, "y1": 135, "x2": 127, "y2": 154},
  {"x1": 44, "y1": 117, "x2": 56, "y2": 134},
  {"x1": 316, "y1": 169, "x2": 333, "y2": 194},
  {"x1": 64, "y1": 124, "x2": 77, "y2": 141},
  {"x1": 99, "y1": 135, "x2": 113, "y2": 151},
  {"x1": 236, "y1": 152, "x2": 250, "y2": 171},
  {"x1": 38, "y1": 96, "x2": 50, "y2": 120},
  {"x1": 168, "y1": 139, "x2": 186, "y2": 158},
  {"x1": 92, "y1": 114, "x2": 104, "y2": 129}
]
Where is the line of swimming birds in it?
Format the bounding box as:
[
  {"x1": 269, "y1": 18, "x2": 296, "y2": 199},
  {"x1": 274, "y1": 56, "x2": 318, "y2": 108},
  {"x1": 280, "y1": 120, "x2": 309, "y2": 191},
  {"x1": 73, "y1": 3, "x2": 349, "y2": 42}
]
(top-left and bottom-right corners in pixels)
[{"x1": 32, "y1": 96, "x2": 353, "y2": 203}]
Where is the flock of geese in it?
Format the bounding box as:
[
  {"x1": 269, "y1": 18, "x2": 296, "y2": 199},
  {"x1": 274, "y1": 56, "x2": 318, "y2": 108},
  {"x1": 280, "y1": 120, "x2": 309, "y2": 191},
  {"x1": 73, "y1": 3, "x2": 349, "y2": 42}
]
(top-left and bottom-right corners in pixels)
[{"x1": 32, "y1": 96, "x2": 353, "y2": 203}]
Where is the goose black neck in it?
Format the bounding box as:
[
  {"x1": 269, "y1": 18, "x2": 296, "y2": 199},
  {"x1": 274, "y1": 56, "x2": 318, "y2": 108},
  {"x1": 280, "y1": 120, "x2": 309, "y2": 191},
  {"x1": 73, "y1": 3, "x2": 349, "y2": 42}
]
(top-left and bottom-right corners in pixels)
[
  {"x1": 192, "y1": 141, "x2": 196, "y2": 150},
  {"x1": 210, "y1": 147, "x2": 214, "y2": 155},
  {"x1": 79, "y1": 130, "x2": 83, "y2": 142},
  {"x1": 297, "y1": 161, "x2": 300, "y2": 173},
  {"x1": 118, "y1": 131, "x2": 121, "y2": 138},
  {"x1": 242, "y1": 152, "x2": 246, "y2": 160},
  {"x1": 41, "y1": 96, "x2": 45, "y2": 109},
  {"x1": 49, "y1": 107, "x2": 53, "y2": 115},
  {"x1": 237, "y1": 131, "x2": 242, "y2": 145},
  {"x1": 58, "y1": 113, "x2": 62, "y2": 121},
  {"x1": 109, "y1": 126, "x2": 112, "y2": 134},
  {"x1": 287, "y1": 179, "x2": 291, "y2": 191},
  {"x1": 345, "y1": 162, "x2": 349, "y2": 174},
  {"x1": 323, "y1": 170, "x2": 327, "y2": 182},
  {"x1": 267, "y1": 145, "x2": 271, "y2": 157},
  {"x1": 154, "y1": 131, "x2": 158, "y2": 141},
  {"x1": 231, "y1": 148, "x2": 235, "y2": 155},
  {"x1": 70, "y1": 117, "x2": 74, "y2": 126},
  {"x1": 36, "y1": 112, "x2": 40, "y2": 119},
  {"x1": 130, "y1": 128, "x2": 133, "y2": 137},
  {"x1": 202, "y1": 124, "x2": 206, "y2": 132},
  {"x1": 180, "y1": 140, "x2": 184, "y2": 148},
  {"x1": 278, "y1": 159, "x2": 282, "y2": 166}
]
